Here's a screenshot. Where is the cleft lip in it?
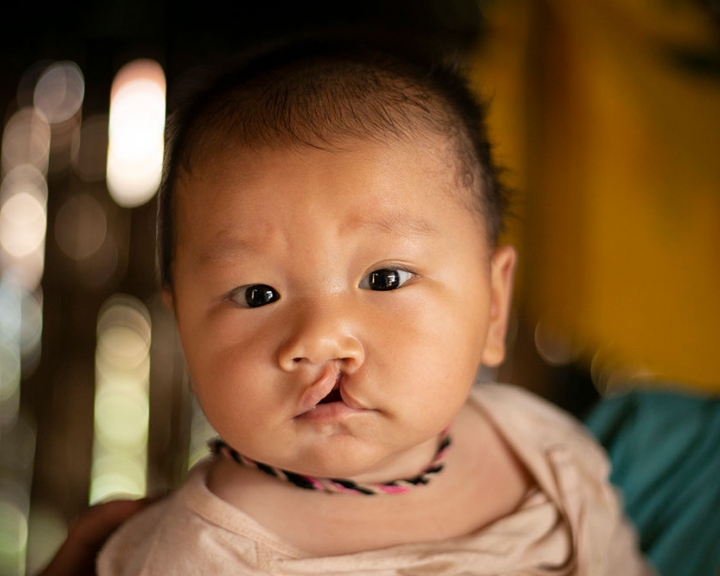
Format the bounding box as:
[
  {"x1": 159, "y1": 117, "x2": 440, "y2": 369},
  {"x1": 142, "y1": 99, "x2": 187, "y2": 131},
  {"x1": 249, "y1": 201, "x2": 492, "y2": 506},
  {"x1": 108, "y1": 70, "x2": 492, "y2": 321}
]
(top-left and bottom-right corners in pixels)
[
  {"x1": 318, "y1": 382, "x2": 342, "y2": 404},
  {"x1": 294, "y1": 365, "x2": 343, "y2": 416},
  {"x1": 318, "y1": 390, "x2": 341, "y2": 404}
]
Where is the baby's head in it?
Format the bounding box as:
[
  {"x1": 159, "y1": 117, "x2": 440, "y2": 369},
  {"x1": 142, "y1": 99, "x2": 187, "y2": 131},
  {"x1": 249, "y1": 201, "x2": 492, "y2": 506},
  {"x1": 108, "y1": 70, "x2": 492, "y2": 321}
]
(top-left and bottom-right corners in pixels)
[
  {"x1": 160, "y1": 38, "x2": 516, "y2": 481},
  {"x1": 158, "y1": 38, "x2": 509, "y2": 289}
]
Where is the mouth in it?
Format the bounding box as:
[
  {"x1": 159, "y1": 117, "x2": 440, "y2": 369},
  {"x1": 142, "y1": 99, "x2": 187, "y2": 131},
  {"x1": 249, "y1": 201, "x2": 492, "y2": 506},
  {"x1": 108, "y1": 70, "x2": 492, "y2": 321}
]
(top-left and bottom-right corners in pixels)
[
  {"x1": 294, "y1": 366, "x2": 342, "y2": 416},
  {"x1": 294, "y1": 368, "x2": 368, "y2": 420},
  {"x1": 317, "y1": 385, "x2": 343, "y2": 405}
]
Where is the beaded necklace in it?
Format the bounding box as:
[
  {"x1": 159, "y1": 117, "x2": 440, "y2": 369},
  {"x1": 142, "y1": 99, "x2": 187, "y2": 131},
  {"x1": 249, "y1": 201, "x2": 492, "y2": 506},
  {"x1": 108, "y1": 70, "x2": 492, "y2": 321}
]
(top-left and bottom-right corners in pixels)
[{"x1": 209, "y1": 434, "x2": 451, "y2": 495}]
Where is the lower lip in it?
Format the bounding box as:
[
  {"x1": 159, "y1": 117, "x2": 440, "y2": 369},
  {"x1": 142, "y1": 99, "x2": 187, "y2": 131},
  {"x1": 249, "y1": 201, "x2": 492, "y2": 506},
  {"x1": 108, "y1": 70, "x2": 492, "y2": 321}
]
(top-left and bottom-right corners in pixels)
[{"x1": 295, "y1": 402, "x2": 367, "y2": 422}]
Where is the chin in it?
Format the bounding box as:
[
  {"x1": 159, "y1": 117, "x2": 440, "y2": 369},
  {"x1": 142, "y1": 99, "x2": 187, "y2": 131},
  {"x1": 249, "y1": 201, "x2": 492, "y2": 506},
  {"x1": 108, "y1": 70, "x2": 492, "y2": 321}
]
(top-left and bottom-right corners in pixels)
[{"x1": 284, "y1": 442, "x2": 383, "y2": 481}]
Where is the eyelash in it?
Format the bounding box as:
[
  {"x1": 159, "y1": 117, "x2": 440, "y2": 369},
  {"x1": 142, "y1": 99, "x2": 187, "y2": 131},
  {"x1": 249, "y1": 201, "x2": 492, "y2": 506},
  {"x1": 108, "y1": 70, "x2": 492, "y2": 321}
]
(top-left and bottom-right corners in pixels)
[
  {"x1": 227, "y1": 284, "x2": 280, "y2": 309},
  {"x1": 359, "y1": 267, "x2": 415, "y2": 291},
  {"x1": 227, "y1": 267, "x2": 416, "y2": 309}
]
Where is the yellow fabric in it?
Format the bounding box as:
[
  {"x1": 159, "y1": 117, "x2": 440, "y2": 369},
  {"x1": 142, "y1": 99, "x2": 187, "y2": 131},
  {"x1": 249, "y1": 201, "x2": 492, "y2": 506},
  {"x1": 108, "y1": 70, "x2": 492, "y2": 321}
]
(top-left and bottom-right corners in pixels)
[
  {"x1": 98, "y1": 385, "x2": 652, "y2": 575},
  {"x1": 471, "y1": 0, "x2": 720, "y2": 390}
]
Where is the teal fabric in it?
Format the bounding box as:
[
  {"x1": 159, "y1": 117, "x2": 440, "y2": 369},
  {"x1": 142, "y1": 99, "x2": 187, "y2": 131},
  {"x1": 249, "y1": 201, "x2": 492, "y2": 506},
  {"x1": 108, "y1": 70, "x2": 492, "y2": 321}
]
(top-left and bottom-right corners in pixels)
[{"x1": 585, "y1": 387, "x2": 720, "y2": 576}]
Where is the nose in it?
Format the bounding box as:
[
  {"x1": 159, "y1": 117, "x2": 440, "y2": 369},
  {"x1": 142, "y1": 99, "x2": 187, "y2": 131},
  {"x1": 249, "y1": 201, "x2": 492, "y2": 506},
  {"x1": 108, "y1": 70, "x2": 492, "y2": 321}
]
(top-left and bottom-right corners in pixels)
[{"x1": 277, "y1": 297, "x2": 365, "y2": 373}]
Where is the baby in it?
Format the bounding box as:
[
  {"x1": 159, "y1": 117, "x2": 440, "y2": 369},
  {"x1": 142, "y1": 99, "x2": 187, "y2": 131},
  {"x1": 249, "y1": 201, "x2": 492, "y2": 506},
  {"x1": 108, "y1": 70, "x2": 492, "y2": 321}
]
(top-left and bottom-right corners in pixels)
[{"x1": 97, "y1": 38, "x2": 653, "y2": 574}]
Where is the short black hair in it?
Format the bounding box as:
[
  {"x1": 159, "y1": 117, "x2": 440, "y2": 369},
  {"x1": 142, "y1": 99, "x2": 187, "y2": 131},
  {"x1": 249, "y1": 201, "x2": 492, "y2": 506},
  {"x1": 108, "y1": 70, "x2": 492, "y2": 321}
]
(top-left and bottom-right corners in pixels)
[{"x1": 158, "y1": 37, "x2": 508, "y2": 288}]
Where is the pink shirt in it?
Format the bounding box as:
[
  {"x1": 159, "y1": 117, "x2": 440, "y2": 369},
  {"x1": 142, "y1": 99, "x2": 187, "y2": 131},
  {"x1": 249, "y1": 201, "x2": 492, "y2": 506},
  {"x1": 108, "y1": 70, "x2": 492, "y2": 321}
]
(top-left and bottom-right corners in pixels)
[{"x1": 98, "y1": 384, "x2": 654, "y2": 575}]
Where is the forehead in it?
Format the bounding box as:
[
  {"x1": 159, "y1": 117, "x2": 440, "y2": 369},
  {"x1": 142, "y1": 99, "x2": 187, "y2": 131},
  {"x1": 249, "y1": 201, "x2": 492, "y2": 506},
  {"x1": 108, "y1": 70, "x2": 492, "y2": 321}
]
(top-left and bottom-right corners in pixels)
[
  {"x1": 180, "y1": 125, "x2": 482, "y2": 207},
  {"x1": 175, "y1": 133, "x2": 483, "y2": 241}
]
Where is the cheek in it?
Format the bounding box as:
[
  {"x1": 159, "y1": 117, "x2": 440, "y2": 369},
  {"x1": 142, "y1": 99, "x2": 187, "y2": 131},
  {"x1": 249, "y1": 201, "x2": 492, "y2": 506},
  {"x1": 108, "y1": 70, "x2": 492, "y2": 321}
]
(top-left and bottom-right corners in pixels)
[
  {"x1": 370, "y1": 290, "x2": 489, "y2": 390},
  {"x1": 184, "y1": 328, "x2": 269, "y2": 393},
  {"x1": 176, "y1": 313, "x2": 270, "y2": 418},
  {"x1": 188, "y1": 344, "x2": 277, "y2": 444},
  {"x1": 395, "y1": 284, "x2": 490, "y2": 357}
]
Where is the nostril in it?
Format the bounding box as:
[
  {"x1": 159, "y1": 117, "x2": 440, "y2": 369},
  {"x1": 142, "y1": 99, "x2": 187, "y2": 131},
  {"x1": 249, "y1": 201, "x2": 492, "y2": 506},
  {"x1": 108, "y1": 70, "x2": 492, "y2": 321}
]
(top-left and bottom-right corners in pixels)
[{"x1": 278, "y1": 334, "x2": 364, "y2": 372}]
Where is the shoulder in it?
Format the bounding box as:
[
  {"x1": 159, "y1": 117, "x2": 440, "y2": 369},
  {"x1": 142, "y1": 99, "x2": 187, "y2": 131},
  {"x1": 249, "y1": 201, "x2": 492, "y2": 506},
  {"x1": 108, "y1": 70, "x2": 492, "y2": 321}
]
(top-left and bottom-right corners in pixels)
[
  {"x1": 96, "y1": 461, "x2": 267, "y2": 575},
  {"x1": 468, "y1": 384, "x2": 654, "y2": 574},
  {"x1": 469, "y1": 383, "x2": 598, "y2": 445},
  {"x1": 467, "y1": 383, "x2": 611, "y2": 496},
  {"x1": 96, "y1": 493, "x2": 174, "y2": 575}
]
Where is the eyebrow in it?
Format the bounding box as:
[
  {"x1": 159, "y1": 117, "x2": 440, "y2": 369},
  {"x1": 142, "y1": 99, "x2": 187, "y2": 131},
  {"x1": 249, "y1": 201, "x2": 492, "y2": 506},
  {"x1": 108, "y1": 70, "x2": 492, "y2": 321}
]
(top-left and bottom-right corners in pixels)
[
  {"x1": 193, "y1": 210, "x2": 438, "y2": 267},
  {"x1": 344, "y1": 210, "x2": 438, "y2": 237},
  {"x1": 192, "y1": 230, "x2": 263, "y2": 267}
]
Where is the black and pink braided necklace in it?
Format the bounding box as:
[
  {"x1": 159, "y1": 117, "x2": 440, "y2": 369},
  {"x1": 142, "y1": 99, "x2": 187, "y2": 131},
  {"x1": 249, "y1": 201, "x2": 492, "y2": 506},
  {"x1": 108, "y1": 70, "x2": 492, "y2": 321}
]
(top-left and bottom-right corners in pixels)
[{"x1": 209, "y1": 433, "x2": 451, "y2": 496}]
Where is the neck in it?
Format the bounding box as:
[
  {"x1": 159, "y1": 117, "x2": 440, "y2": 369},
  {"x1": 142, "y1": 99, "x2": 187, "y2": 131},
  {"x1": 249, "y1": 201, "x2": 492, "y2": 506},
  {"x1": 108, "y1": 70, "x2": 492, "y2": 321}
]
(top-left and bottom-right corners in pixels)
[{"x1": 209, "y1": 432, "x2": 451, "y2": 496}]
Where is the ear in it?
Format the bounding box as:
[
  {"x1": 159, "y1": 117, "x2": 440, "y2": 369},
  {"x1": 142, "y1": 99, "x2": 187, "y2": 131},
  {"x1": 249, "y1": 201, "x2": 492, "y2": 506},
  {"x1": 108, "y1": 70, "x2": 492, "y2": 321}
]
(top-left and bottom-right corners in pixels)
[{"x1": 481, "y1": 245, "x2": 516, "y2": 367}]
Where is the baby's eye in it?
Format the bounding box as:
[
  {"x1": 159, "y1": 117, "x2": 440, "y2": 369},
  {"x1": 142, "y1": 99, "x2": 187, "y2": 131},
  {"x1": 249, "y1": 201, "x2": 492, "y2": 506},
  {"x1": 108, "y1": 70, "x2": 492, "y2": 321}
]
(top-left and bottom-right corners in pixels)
[
  {"x1": 231, "y1": 284, "x2": 280, "y2": 308},
  {"x1": 360, "y1": 269, "x2": 413, "y2": 291}
]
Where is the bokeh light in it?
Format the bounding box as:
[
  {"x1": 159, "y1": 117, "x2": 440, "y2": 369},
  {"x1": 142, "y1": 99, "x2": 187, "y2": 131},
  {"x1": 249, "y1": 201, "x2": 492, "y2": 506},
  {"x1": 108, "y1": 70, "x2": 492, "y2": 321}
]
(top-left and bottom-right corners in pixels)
[
  {"x1": 94, "y1": 382, "x2": 149, "y2": 449},
  {"x1": 54, "y1": 194, "x2": 107, "y2": 260},
  {"x1": 33, "y1": 62, "x2": 85, "y2": 125},
  {"x1": 0, "y1": 278, "x2": 22, "y2": 428},
  {"x1": 590, "y1": 347, "x2": 656, "y2": 395},
  {"x1": 1, "y1": 109, "x2": 51, "y2": 176},
  {"x1": 534, "y1": 318, "x2": 583, "y2": 367},
  {"x1": 0, "y1": 344, "x2": 21, "y2": 428},
  {"x1": 0, "y1": 278, "x2": 21, "y2": 343},
  {"x1": 106, "y1": 60, "x2": 166, "y2": 208},
  {"x1": 89, "y1": 455, "x2": 146, "y2": 502},
  {"x1": 0, "y1": 343, "x2": 21, "y2": 403},
  {"x1": 0, "y1": 191, "x2": 46, "y2": 259},
  {"x1": 90, "y1": 296, "x2": 151, "y2": 504},
  {"x1": 0, "y1": 419, "x2": 32, "y2": 576},
  {"x1": 15, "y1": 60, "x2": 53, "y2": 110},
  {"x1": 25, "y1": 505, "x2": 66, "y2": 576},
  {"x1": 0, "y1": 165, "x2": 48, "y2": 291},
  {"x1": 0, "y1": 500, "x2": 28, "y2": 576}
]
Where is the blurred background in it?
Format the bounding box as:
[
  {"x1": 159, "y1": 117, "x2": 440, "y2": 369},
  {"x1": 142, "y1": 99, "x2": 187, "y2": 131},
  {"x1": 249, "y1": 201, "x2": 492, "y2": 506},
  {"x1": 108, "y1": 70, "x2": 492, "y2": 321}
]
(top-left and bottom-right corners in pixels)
[{"x1": 0, "y1": 0, "x2": 718, "y2": 573}]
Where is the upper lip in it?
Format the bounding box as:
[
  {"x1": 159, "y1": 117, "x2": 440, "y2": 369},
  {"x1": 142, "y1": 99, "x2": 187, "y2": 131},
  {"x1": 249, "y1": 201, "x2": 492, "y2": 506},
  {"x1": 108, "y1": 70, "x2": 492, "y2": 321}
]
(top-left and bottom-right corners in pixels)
[
  {"x1": 339, "y1": 386, "x2": 365, "y2": 411},
  {"x1": 295, "y1": 364, "x2": 343, "y2": 416}
]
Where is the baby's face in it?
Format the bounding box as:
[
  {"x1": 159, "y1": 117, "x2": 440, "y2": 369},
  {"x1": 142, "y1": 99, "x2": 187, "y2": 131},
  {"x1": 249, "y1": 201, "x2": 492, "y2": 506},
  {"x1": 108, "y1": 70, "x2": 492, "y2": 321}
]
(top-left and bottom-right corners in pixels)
[{"x1": 168, "y1": 133, "x2": 515, "y2": 481}]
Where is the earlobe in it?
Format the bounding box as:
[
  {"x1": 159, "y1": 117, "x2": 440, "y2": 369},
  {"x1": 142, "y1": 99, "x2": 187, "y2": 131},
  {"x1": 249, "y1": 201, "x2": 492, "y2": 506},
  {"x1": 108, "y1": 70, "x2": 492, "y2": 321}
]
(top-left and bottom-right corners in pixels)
[{"x1": 481, "y1": 245, "x2": 517, "y2": 367}]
